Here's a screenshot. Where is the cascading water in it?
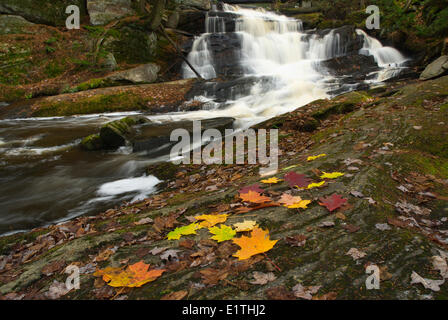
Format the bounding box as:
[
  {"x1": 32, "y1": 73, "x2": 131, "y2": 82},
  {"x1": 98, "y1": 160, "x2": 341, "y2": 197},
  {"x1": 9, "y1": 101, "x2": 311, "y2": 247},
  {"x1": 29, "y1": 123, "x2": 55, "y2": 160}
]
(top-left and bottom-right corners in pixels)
[{"x1": 182, "y1": 4, "x2": 409, "y2": 126}]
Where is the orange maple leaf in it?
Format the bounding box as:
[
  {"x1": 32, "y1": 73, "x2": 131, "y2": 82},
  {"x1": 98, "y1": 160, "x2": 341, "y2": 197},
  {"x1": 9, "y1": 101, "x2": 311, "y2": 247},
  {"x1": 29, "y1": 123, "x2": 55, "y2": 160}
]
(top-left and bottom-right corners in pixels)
[
  {"x1": 94, "y1": 261, "x2": 165, "y2": 288},
  {"x1": 239, "y1": 191, "x2": 272, "y2": 204},
  {"x1": 232, "y1": 227, "x2": 278, "y2": 260}
]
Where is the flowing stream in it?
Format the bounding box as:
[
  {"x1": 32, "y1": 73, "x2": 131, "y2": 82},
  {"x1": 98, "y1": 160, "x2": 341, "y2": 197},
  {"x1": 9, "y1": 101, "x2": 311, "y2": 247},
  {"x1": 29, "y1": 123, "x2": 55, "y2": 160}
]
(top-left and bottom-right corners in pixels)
[{"x1": 0, "y1": 4, "x2": 408, "y2": 236}]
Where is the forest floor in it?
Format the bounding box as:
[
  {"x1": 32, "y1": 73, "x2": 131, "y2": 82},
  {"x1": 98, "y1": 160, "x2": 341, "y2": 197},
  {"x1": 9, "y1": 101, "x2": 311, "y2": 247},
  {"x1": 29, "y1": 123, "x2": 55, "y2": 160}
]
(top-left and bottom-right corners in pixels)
[{"x1": 0, "y1": 76, "x2": 448, "y2": 300}]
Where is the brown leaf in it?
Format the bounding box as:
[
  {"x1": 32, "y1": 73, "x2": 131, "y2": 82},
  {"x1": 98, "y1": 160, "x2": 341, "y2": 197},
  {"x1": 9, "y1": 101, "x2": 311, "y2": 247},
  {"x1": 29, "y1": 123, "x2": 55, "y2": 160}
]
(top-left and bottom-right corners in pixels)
[
  {"x1": 161, "y1": 290, "x2": 188, "y2": 300},
  {"x1": 284, "y1": 235, "x2": 307, "y2": 247},
  {"x1": 41, "y1": 260, "x2": 65, "y2": 276},
  {"x1": 265, "y1": 286, "x2": 295, "y2": 300},
  {"x1": 200, "y1": 268, "x2": 229, "y2": 286}
]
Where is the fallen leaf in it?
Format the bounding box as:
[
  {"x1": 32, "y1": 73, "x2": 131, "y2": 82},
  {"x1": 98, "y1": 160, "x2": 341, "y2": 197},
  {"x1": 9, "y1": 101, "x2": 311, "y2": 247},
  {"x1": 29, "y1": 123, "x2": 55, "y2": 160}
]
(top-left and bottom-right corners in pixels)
[
  {"x1": 209, "y1": 225, "x2": 237, "y2": 242},
  {"x1": 239, "y1": 191, "x2": 272, "y2": 204},
  {"x1": 284, "y1": 172, "x2": 311, "y2": 188},
  {"x1": 167, "y1": 223, "x2": 201, "y2": 240},
  {"x1": 301, "y1": 181, "x2": 325, "y2": 190},
  {"x1": 160, "y1": 249, "x2": 181, "y2": 261},
  {"x1": 265, "y1": 286, "x2": 295, "y2": 300},
  {"x1": 195, "y1": 214, "x2": 228, "y2": 228},
  {"x1": 432, "y1": 256, "x2": 448, "y2": 279},
  {"x1": 232, "y1": 227, "x2": 278, "y2": 260},
  {"x1": 284, "y1": 234, "x2": 307, "y2": 247},
  {"x1": 342, "y1": 224, "x2": 360, "y2": 233},
  {"x1": 278, "y1": 194, "x2": 302, "y2": 206},
  {"x1": 94, "y1": 261, "x2": 165, "y2": 288},
  {"x1": 287, "y1": 200, "x2": 312, "y2": 209},
  {"x1": 238, "y1": 184, "x2": 264, "y2": 194},
  {"x1": 250, "y1": 271, "x2": 276, "y2": 285},
  {"x1": 410, "y1": 271, "x2": 444, "y2": 291},
  {"x1": 200, "y1": 268, "x2": 228, "y2": 286},
  {"x1": 346, "y1": 248, "x2": 366, "y2": 260},
  {"x1": 320, "y1": 172, "x2": 345, "y2": 179},
  {"x1": 260, "y1": 177, "x2": 283, "y2": 184},
  {"x1": 319, "y1": 194, "x2": 348, "y2": 212},
  {"x1": 45, "y1": 280, "x2": 71, "y2": 300},
  {"x1": 233, "y1": 220, "x2": 257, "y2": 232},
  {"x1": 292, "y1": 284, "x2": 321, "y2": 300},
  {"x1": 307, "y1": 154, "x2": 326, "y2": 161},
  {"x1": 161, "y1": 290, "x2": 188, "y2": 300}
]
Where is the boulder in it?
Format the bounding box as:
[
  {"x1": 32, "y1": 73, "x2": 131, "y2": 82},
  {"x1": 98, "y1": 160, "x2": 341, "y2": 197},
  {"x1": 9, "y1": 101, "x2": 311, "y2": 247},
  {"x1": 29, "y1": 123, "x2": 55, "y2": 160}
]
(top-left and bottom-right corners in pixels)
[
  {"x1": 167, "y1": 11, "x2": 180, "y2": 29},
  {"x1": 103, "y1": 25, "x2": 158, "y2": 64},
  {"x1": 106, "y1": 63, "x2": 160, "y2": 84},
  {"x1": 87, "y1": 0, "x2": 136, "y2": 26},
  {"x1": 0, "y1": 15, "x2": 34, "y2": 35},
  {"x1": 99, "y1": 116, "x2": 149, "y2": 149},
  {"x1": 419, "y1": 55, "x2": 448, "y2": 81},
  {"x1": 0, "y1": 0, "x2": 86, "y2": 26}
]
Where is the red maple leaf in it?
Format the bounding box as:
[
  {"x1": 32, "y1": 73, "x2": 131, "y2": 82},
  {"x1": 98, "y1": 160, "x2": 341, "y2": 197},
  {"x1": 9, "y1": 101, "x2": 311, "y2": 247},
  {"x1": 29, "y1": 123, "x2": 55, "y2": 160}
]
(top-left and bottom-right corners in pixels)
[
  {"x1": 284, "y1": 172, "x2": 311, "y2": 188},
  {"x1": 319, "y1": 194, "x2": 348, "y2": 212},
  {"x1": 239, "y1": 184, "x2": 265, "y2": 194}
]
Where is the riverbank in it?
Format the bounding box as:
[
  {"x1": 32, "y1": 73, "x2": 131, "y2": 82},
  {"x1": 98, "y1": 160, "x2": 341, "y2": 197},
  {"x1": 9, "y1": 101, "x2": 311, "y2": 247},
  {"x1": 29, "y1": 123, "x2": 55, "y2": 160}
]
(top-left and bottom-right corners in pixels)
[{"x1": 1, "y1": 75, "x2": 447, "y2": 300}]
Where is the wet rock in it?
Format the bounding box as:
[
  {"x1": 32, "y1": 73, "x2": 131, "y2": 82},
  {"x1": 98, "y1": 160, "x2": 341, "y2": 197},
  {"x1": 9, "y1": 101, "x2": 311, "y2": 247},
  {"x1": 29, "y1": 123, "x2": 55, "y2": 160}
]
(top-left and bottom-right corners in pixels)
[
  {"x1": 106, "y1": 63, "x2": 160, "y2": 84},
  {"x1": 87, "y1": 0, "x2": 135, "y2": 26},
  {"x1": 167, "y1": 11, "x2": 180, "y2": 29},
  {"x1": 80, "y1": 134, "x2": 104, "y2": 151},
  {"x1": 101, "y1": 53, "x2": 118, "y2": 72},
  {"x1": 99, "y1": 115, "x2": 150, "y2": 149},
  {"x1": 420, "y1": 55, "x2": 448, "y2": 81},
  {"x1": 132, "y1": 117, "x2": 235, "y2": 156},
  {"x1": 178, "y1": 9, "x2": 206, "y2": 35}
]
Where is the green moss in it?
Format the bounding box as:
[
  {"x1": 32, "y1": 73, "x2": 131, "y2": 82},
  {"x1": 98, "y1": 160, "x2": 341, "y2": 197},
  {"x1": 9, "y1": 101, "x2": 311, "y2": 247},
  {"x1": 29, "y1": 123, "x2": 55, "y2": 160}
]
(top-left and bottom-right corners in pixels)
[{"x1": 32, "y1": 92, "x2": 146, "y2": 117}]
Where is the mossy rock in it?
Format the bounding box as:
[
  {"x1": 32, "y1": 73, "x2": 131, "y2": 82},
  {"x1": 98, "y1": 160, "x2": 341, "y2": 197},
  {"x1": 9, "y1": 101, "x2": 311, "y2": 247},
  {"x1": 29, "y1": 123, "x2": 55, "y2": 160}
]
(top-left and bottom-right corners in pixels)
[
  {"x1": 146, "y1": 161, "x2": 179, "y2": 181},
  {"x1": 103, "y1": 23, "x2": 158, "y2": 64},
  {"x1": 80, "y1": 133, "x2": 104, "y2": 151}
]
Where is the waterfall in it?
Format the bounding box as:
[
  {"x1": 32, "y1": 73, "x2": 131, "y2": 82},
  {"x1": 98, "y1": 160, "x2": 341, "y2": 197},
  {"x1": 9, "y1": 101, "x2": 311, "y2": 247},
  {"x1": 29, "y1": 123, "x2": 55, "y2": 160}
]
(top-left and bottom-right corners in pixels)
[{"x1": 182, "y1": 4, "x2": 408, "y2": 127}]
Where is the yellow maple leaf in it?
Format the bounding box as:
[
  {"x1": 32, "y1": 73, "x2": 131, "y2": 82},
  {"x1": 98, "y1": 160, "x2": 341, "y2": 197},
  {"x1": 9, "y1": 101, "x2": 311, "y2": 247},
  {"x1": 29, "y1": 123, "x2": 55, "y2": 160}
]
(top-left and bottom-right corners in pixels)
[
  {"x1": 287, "y1": 199, "x2": 312, "y2": 209},
  {"x1": 232, "y1": 227, "x2": 278, "y2": 260},
  {"x1": 260, "y1": 177, "x2": 283, "y2": 184},
  {"x1": 307, "y1": 154, "x2": 327, "y2": 161},
  {"x1": 94, "y1": 261, "x2": 165, "y2": 288},
  {"x1": 320, "y1": 171, "x2": 345, "y2": 179},
  {"x1": 195, "y1": 214, "x2": 228, "y2": 228},
  {"x1": 301, "y1": 181, "x2": 326, "y2": 190},
  {"x1": 233, "y1": 220, "x2": 257, "y2": 232}
]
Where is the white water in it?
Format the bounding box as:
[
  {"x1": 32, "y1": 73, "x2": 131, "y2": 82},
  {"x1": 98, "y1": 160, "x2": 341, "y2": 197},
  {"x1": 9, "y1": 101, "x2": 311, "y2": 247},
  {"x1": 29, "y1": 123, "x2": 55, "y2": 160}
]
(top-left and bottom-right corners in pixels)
[
  {"x1": 97, "y1": 175, "x2": 161, "y2": 203},
  {"x1": 183, "y1": 4, "x2": 408, "y2": 126}
]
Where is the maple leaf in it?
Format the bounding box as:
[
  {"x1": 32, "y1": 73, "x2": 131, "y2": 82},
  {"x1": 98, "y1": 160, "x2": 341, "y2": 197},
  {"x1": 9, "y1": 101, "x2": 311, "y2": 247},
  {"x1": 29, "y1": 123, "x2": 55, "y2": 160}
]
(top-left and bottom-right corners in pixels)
[
  {"x1": 278, "y1": 193, "x2": 302, "y2": 206},
  {"x1": 320, "y1": 171, "x2": 345, "y2": 179},
  {"x1": 209, "y1": 225, "x2": 236, "y2": 242},
  {"x1": 319, "y1": 194, "x2": 348, "y2": 212},
  {"x1": 301, "y1": 181, "x2": 326, "y2": 190},
  {"x1": 167, "y1": 223, "x2": 201, "y2": 240},
  {"x1": 233, "y1": 220, "x2": 257, "y2": 232},
  {"x1": 232, "y1": 227, "x2": 278, "y2": 260},
  {"x1": 260, "y1": 177, "x2": 283, "y2": 184},
  {"x1": 239, "y1": 191, "x2": 272, "y2": 204},
  {"x1": 307, "y1": 154, "x2": 326, "y2": 161},
  {"x1": 94, "y1": 261, "x2": 165, "y2": 288},
  {"x1": 238, "y1": 184, "x2": 264, "y2": 194},
  {"x1": 284, "y1": 172, "x2": 311, "y2": 188},
  {"x1": 287, "y1": 200, "x2": 312, "y2": 209},
  {"x1": 195, "y1": 214, "x2": 228, "y2": 228}
]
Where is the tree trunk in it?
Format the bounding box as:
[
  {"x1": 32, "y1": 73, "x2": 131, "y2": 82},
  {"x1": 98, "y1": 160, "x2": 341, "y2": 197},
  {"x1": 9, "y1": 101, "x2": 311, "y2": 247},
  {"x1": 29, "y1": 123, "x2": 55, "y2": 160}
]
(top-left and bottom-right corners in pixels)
[{"x1": 146, "y1": 0, "x2": 166, "y2": 31}]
